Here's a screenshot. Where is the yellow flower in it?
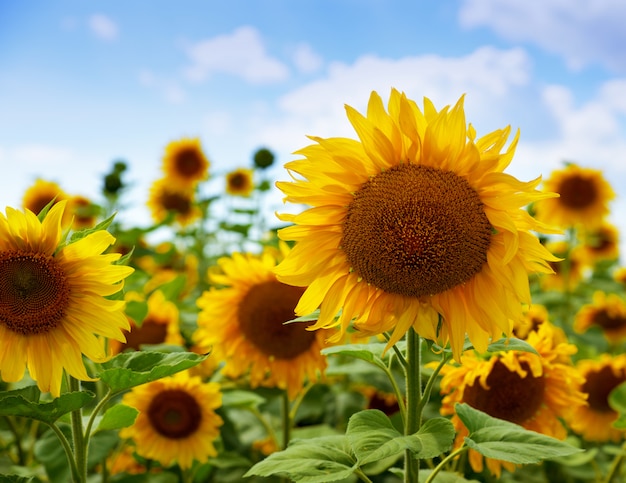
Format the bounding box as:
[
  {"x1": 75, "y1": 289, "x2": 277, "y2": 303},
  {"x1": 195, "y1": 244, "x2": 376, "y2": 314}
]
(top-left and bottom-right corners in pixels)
[
  {"x1": 0, "y1": 202, "x2": 133, "y2": 396},
  {"x1": 614, "y1": 267, "x2": 626, "y2": 286},
  {"x1": 22, "y1": 178, "x2": 71, "y2": 226},
  {"x1": 512, "y1": 304, "x2": 550, "y2": 339},
  {"x1": 574, "y1": 291, "x2": 626, "y2": 343},
  {"x1": 161, "y1": 137, "x2": 210, "y2": 189},
  {"x1": 110, "y1": 290, "x2": 184, "y2": 354},
  {"x1": 566, "y1": 354, "x2": 626, "y2": 443},
  {"x1": 534, "y1": 163, "x2": 615, "y2": 230},
  {"x1": 438, "y1": 323, "x2": 586, "y2": 478},
  {"x1": 194, "y1": 246, "x2": 332, "y2": 399},
  {"x1": 147, "y1": 178, "x2": 201, "y2": 227},
  {"x1": 579, "y1": 221, "x2": 620, "y2": 264},
  {"x1": 120, "y1": 371, "x2": 223, "y2": 469},
  {"x1": 225, "y1": 168, "x2": 255, "y2": 197},
  {"x1": 68, "y1": 195, "x2": 98, "y2": 230},
  {"x1": 274, "y1": 90, "x2": 558, "y2": 359},
  {"x1": 540, "y1": 240, "x2": 587, "y2": 292}
]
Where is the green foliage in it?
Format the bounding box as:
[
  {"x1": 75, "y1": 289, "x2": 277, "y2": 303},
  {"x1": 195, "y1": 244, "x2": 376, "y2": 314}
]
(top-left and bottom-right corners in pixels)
[
  {"x1": 0, "y1": 388, "x2": 94, "y2": 425},
  {"x1": 609, "y1": 381, "x2": 626, "y2": 429}
]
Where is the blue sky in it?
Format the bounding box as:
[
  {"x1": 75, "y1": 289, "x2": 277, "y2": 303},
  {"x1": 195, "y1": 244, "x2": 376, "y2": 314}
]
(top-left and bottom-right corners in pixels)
[{"x1": 1, "y1": 0, "x2": 626, "y2": 251}]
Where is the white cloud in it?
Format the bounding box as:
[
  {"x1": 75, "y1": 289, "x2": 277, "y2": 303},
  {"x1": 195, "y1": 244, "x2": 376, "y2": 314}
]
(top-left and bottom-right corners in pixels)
[
  {"x1": 182, "y1": 26, "x2": 290, "y2": 84},
  {"x1": 138, "y1": 69, "x2": 186, "y2": 104},
  {"x1": 292, "y1": 43, "x2": 323, "y2": 74},
  {"x1": 88, "y1": 13, "x2": 119, "y2": 41},
  {"x1": 458, "y1": 0, "x2": 626, "y2": 72}
]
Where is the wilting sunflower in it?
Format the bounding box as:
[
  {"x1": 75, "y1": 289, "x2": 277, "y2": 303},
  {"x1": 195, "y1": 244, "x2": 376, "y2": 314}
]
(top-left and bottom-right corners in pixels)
[
  {"x1": 147, "y1": 178, "x2": 201, "y2": 227},
  {"x1": 0, "y1": 202, "x2": 133, "y2": 396},
  {"x1": 566, "y1": 354, "x2": 626, "y2": 443},
  {"x1": 574, "y1": 291, "x2": 626, "y2": 343},
  {"x1": 22, "y1": 179, "x2": 71, "y2": 226},
  {"x1": 194, "y1": 245, "x2": 332, "y2": 399},
  {"x1": 534, "y1": 163, "x2": 615, "y2": 230},
  {"x1": 110, "y1": 290, "x2": 184, "y2": 354},
  {"x1": 120, "y1": 371, "x2": 223, "y2": 469},
  {"x1": 161, "y1": 137, "x2": 210, "y2": 189},
  {"x1": 579, "y1": 221, "x2": 620, "y2": 264},
  {"x1": 225, "y1": 168, "x2": 255, "y2": 197},
  {"x1": 438, "y1": 323, "x2": 587, "y2": 477},
  {"x1": 274, "y1": 89, "x2": 559, "y2": 358}
]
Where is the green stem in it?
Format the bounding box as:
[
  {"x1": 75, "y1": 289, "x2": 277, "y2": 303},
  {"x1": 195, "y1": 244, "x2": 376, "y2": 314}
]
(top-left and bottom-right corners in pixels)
[
  {"x1": 69, "y1": 376, "x2": 87, "y2": 483},
  {"x1": 603, "y1": 440, "x2": 626, "y2": 483},
  {"x1": 46, "y1": 422, "x2": 81, "y2": 483},
  {"x1": 354, "y1": 467, "x2": 375, "y2": 483},
  {"x1": 383, "y1": 331, "x2": 408, "y2": 369},
  {"x1": 424, "y1": 446, "x2": 469, "y2": 483},
  {"x1": 416, "y1": 352, "x2": 451, "y2": 421},
  {"x1": 3, "y1": 416, "x2": 25, "y2": 465},
  {"x1": 281, "y1": 391, "x2": 291, "y2": 450},
  {"x1": 404, "y1": 328, "x2": 422, "y2": 483},
  {"x1": 382, "y1": 364, "x2": 407, "y2": 425}
]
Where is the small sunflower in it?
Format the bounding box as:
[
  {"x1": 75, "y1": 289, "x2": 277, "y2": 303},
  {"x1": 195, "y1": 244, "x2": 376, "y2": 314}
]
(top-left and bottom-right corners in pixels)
[
  {"x1": 438, "y1": 323, "x2": 587, "y2": 477},
  {"x1": 225, "y1": 168, "x2": 255, "y2": 197},
  {"x1": 194, "y1": 245, "x2": 332, "y2": 399},
  {"x1": 110, "y1": 290, "x2": 184, "y2": 354},
  {"x1": 147, "y1": 178, "x2": 201, "y2": 227},
  {"x1": 574, "y1": 291, "x2": 626, "y2": 343},
  {"x1": 0, "y1": 202, "x2": 133, "y2": 396},
  {"x1": 534, "y1": 163, "x2": 615, "y2": 230},
  {"x1": 566, "y1": 354, "x2": 626, "y2": 443},
  {"x1": 540, "y1": 240, "x2": 587, "y2": 292},
  {"x1": 579, "y1": 221, "x2": 620, "y2": 264},
  {"x1": 120, "y1": 371, "x2": 223, "y2": 469},
  {"x1": 161, "y1": 137, "x2": 210, "y2": 188},
  {"x1": 512, "y1": 304, "x2": 550, "y2": 339},
  {"x1": 68, "y1": 195, "x2": 98, "y2": 230},
  {"x1": 274, "y1": 89, "x2": 559, "y2": 359},
  {"x1": 22, "y1": 179, "x2": 71, "y2": 226},
  {"x1": 614, "y1": 267, "x2": 626, "y2": 286}
]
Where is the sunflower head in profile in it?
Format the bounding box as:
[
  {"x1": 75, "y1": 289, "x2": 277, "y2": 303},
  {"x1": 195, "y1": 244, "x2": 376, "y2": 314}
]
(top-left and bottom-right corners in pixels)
[
  {"x1": 574, "y1": 291, "x2": 626, "y2": 343},
  {"x1": 0, "y1": 201, "x2": 134, "y2": 396},
  {"x1": 22, "y1": 179, "x2": 72, "y2": 226},
  {"x1": 120, "y1": 371, "x2": 223, "y2": 470},
  {"x1": 274, "y1": 89, "x2": 559, "y2": 359},
  {"x1": 534, "y1": 163, "x2": 615, "y2": 230},
  {"x1": 225, "y1": 168, "x2": 255, "y2": 197},
  {"x1": 161, "y1": 137, "x2": 210, "y2": 189},
  {"x1": 566, "y1": 354, "x2": 626, "y2": 443},
  {"x1": 194, "y1": 244, "x2": 332, "y2": 399},
  {"x1": 438, "y1": 322, "x2": 587, "y2": 478},
  {"x1": 110, "y1": 290, "x2": 184, "y2": 354},
  {"x1": 147, "y1": 178, "x2": 201, "y2": 227}
]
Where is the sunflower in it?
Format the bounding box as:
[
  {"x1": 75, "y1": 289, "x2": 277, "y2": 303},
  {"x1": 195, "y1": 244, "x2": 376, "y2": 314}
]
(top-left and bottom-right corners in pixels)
[
  {"x1": 147, "y1": 178, "x2": 201, "y2": 227},
  {"x1": 614, "y1": 267, "x2": 626, "y2": 286},
  {"x1": 0, "y1": 202, "x2": 133, "y2": 396},
  {"x1": 194, "y1": 245, "x2": 332, "y2": 399},
  {"x1": 511, "y1": 304, "x2": 550, "y2": 339},
  {"x1": 120, "y1": 371, "x2": 223, "y2": 469},
  {"x1": 68, "y1": 195, "x2": 99, "y2": 230},
  {"x1": 534, "y1": 163, "x2": 615, "y2": 230},
  {"x1": 110, "y1": 290, "x2": 184, "y2": 354},
  {"x1": 225, "y1": 168, "x2": 255, "y2": 197},
  {"x1": 22, "y1": 178, "x2": 71, "y2": 226},
  {"x1": 161, "y1": 137, "x2": 210, "y2": 188},
  {"x1": 274, "y1": 89, "x2": 559, "y2": 359},
  {"x1": 566, "y1": 354, "x2": 626, "y2": 443},
  {"x1": 540, "y1": 240, "x2": 588, "y2": 292},
  {"x1": 574, "y1": 291, "x2": 626, "y2": 343},
  {"x1": 438, "y1": 323, "x2": 587, "y2": 478},
  {"x1": 579, "y1": 221, "x2": 620, "y2": 264}
]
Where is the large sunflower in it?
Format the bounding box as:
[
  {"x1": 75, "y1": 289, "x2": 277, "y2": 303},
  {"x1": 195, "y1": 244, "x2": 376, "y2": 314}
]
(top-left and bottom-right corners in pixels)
[
  {"x1": 161, "y1": 137, "x2": 210, "y2": 189},
  {"x1": 0, "y1": 202, "x2": 133, "y2": 396},
  {"x1": 274, "y1": 89, "x2": 559, "y2": 358},
  {"x1": 120, "y1": 371, "x2": 223, "y2": 469},
  {"x1": 438, "y1": 323, "x2": 587, "y2": 477},
  {"x1": 194, "y1": 246, "x2": 332, "y2": 399},
  {"x1": 565, "y1": 354, "x2": 626, "y2": 443},
  {"x1": 534, "y1": 163, "x2": 615, "y2": 230}
]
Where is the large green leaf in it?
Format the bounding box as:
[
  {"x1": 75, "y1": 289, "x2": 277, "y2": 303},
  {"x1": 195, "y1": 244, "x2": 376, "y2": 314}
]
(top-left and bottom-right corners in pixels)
[
  {"x1": 456, "y1": 403, "x2": 583, "y2": 464},
  {"x1": 96, "y1": 351, "x2": 206, "y2": 393},
  {"x1": 0, "y1": 388, "x2": 94, "y2": 425},
  {"x1": 94, "y1": 404, "x2": 138, "y2": 433},
  {"x1": 244, "y1": 435, "x2": 357, "y2": 483},
  {"x1": 609, "y1": 381, "x2": 626, "y2": 429}
]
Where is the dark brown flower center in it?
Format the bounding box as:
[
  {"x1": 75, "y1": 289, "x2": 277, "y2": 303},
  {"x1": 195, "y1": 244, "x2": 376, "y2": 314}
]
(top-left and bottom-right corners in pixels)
[
  {"x1": 238, "y1": 280, "x2": 315, "y2": 359},
  {"x1": 582, "y1": 365, "x2": 626, "y2": 413},
  {"x1": 28, "y1": 196, "x2": 57, "y2": 215},
  {"x1": 229, "y1": 173, "x2": 249, "y2": 191},
  {"x1": 160, "y1": 191, "x2": 192, "y2": 215},
  {"x1": 0, "y1": 251, "x2": 70, "y2": 335},
  {"x1": 557, "y1": 174, "x2": 597, "y2": 210},
  {"x1": 121, "y1": 317, "x2": 169, "y2": 351},
  {"x1": 463, "y1": 359, "x2": 546, "y2": 425},
  {"x1": 591, "y1": 308, "x2": 626, "y2": 332},
  {"x1": 148, "y1": 389, "x2": 202, "y2": 439},
  {"x1": 341, "y1": 164, "x2": 492, "y2": 298},
  {"x1": 175, "y1": 147, "x2": 205, "y2": 178}
]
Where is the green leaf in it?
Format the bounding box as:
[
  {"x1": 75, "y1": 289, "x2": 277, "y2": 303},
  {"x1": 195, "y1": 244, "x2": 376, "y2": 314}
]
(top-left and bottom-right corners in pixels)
[
  {"x1": 96, "y1": 351, "x2": 206, "y2": 393},
  {"x1": 419, "y1": 469, "x2": 481, "y2": 482},
  {"x1": 221, "y1": 389, "x2": 266, "y2": 409},
  {"x1": 125, "y1": 300, "x2": 149, "y2": 325},
  {"x1": 609, "y1": 381, "x2": 626, "y2": 429},
  {"x1": 68, "y1": 212, "x2": 116, "y2": 243},
  {"x1": 244, "y1": 435, "x2": 357, "y2": 483},
  {"x1": 322, "y1": 343, "x2": 390, "y2": 372},
  {"x1": 456, "y1": 403, "x2": 583, "y2": 464},
  {"x1": 0, "y1": 388, "x2": 94, "y2": 425},
  {"x1": 486, "y1": 337, "x2": 539, "y2": 355},
  {"x1": 95, "y1": 404, "x2": 138, "y2": 432}
]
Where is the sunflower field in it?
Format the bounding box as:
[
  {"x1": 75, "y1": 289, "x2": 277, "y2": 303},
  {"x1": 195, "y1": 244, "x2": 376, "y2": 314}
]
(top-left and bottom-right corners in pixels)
[{"x1": 1, "y1": 90, "x2": 625, "y2": 483}]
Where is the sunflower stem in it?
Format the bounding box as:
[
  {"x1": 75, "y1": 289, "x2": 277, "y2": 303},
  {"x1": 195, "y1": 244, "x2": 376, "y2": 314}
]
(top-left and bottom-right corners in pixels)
[
  {"x1": 424, "y1": 446, "x2": 469, "y2": 483},
  {"x1": 281, "y1": 390, "x2": 292, "y2": 450},
  {"x1": 69, "y1": 376, "x2": 87, "y2": 483},
  {"x1": 404, "y1": 327, "x2": 422, "y2": 483},
  {"x1": 47, "y1": 421, "x2": 82, "y2": 483}
]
